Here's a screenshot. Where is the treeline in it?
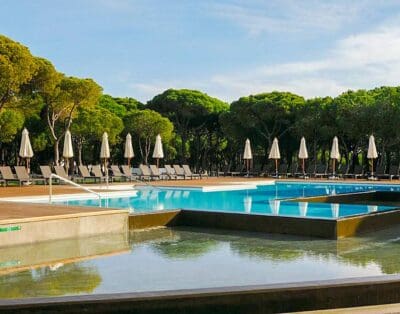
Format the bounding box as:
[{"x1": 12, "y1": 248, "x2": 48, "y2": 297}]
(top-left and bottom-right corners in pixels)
[{"x1": 1, "y1": 34, "x2": 400, "y2": 173}]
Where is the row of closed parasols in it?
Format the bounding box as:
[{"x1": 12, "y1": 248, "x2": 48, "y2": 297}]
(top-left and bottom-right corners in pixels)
[
  {"x1": 17, "y1": 128, "x2": 165, "y2": 172},
  {"x1": 243, "y1": 135, "x2": 379, "y2": 176}
]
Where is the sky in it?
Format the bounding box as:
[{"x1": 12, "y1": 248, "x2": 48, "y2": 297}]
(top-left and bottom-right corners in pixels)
[{"x1": 2, "y1": 0, "x2": 400, "y2": 103}]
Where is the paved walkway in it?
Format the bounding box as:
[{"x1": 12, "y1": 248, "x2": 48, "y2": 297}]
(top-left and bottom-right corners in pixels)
[
  {"x1": 295, "y1": 303, "x2": 400, "y2": 313},
  {"x1": 1, "y1": 177, "x2": 399, "y2": 198}
]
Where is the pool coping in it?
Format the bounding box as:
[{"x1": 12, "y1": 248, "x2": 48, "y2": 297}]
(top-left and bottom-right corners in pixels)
[
  {"x1": 2, "y1": 275, "x2": 400, "y2": 313},
  {"x1": 0, "y1": 190, "x2": 139, "y2": 203}
]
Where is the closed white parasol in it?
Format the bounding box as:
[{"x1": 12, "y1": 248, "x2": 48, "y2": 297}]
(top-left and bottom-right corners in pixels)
[
  {"x1": 62, "y1": 130, "x2": 74, "y2": 174},
  {"x1": 298, "y1": 137, "x2": 308, "y2": 175},
  {"x1": 367, "y1": 135, "x2": 378, "y2": 177},
  {"x1": 152, "y1": 134, "x2": 164, "y2": 167},
  {"x1": 330, "y1": 136, "x2": 340, "y2": 177},
  {"x1": 124, "y1": 133, "x2": 134, "y2": 166},
  {"x1": 268, "y1": 137, "x2": 281, "y2": 176},
  {"x1": 19, "y1": 128, "x2": 34, "y2": 173},
  {"x1": 243, "y1": 138, "x2": 252, "y2": 176},
  {"x1": 100, "y1": 132, "x2": 110, "y2": 186}
]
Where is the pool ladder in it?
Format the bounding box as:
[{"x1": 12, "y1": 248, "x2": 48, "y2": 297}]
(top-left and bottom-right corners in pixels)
[{"x1": 48, "y1": 173, "x2": 102, "y2": 206}]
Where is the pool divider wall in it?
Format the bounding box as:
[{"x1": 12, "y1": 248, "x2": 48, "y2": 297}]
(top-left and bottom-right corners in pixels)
[
  {"x1": 3, "y1": 275, "x2": 400, "y2": 313},
  {"x1": 336, "y1": 209, "x2": 400, "y2": 237},
  {"x1": 128, "y1": 207, "x2": 400, "y2": 239},
  {"x1": 175, "y1": 210, "x2": 337, "y2": 238},
  {"x1": 292, "y1": 190, "x2": 400, "y2": 206},
  {"x1": 129, "y1": 210, "x2": 181, "y2": 230},
  {"x1": 128, "y1": 210, "x2": 338, "y2": 239}
]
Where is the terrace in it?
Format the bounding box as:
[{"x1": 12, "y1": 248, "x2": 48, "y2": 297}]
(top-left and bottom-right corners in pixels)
[{"x1": 1, "y1": 177, "x2": 400, "y2": 313}]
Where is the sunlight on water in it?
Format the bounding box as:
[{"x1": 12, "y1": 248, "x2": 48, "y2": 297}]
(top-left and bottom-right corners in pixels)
[{"x1": 56, "y1": 182, "x2": 399, "y2": 219}]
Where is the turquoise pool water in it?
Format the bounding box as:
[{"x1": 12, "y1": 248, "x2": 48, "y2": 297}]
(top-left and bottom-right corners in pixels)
[{"x1": 56, "y1": 182, "x2": 400, "y2": 219}]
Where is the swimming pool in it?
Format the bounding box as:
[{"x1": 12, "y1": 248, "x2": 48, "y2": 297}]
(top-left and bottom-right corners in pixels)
[{"x1": 55, "y1": 182, "x2": 400, "y2": 219}]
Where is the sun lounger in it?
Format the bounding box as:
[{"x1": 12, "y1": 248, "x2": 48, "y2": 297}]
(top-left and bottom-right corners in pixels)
[
  {"x1": 344, "y1": 165, "x2": 364, "y2": 179},
  {"x1": 54, "y1": 165, "x2": 72, "y2": 181},
  {"x1": 375, "y1": 165, "x2": 389, "y2": 180},
  {"x1": 336, "y1": 164, "x2": 348, "y2": 178},
  {"x1": 92, "y1": 165, "x2": 110, "y2": 182},
  {"x1": 182, "y1": 165, "x2": 201, "y2": 179},
  {"x1": 139, "y1": 164, "x2": 157, "y2": 180},
  {"x1": 314, "y1": 164, "x2": 328, "y2": 178},
  {"x1": 287, "y1": 163, "x2": 298, "y2": 177},
  {"x1": 165, "y1": 165, "x2": 180, "y2": 179},
  {"x1": 295, "y1": 163, "x2": 312, "y2": 178},
  {"x1": 111, "y1": 165, "x2": 126, "y2": 181},
  {"x1": 149, "y1": 165, "x2": 167, "y2": 180},
  {"x1": 277, "y1": 163, "x2": 288, "y2": 178},
  {"x1": 173, "y1": 165, "x2": 191, "y2": 179},
  {"x1": 121, "y1": 165, "x2": 139, "y2": 181},
  {"x1": 15, "y1": 166, "x2": 46, "y2": 185},
  {"x1": 39, "y1": 165, "x2": 54, "y2": 184},
  {"x1": 388, "y1": 165, "x2": 399, "y2": 180},
  {"x1": 0, "y1": 166, "x2": 18, "y2": 186},
  {"x1": 78, "y1": 165, "x2": 100, "y2": 183}
]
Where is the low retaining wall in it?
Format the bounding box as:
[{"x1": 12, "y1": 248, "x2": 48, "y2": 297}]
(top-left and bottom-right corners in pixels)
[
  {"x1": 128, "y1": 206, "x2": 400, "y2": 239},
  {"x1": 293, "y1": 190, "x2": 400, "y2": 206},
  {"x1": 2, "y1": 276, "x2": 400, "y2": 313},
  {"x1": 0, "y1": 210, "x2": 128, "y2": 247},
  {"x1": 176, "y1": 210, "x2": 336, "y2": 238}
]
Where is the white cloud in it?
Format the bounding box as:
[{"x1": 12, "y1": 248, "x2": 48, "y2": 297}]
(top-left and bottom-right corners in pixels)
[
  {"x1": 206, "y1": 23, "x2": 400, "y2": 100},
  {"x1": 207, "y1": 0, "x2": 364, "y2": 35},
  {"x1": 125, "y1": 12, "x2": 400, "y2": 103}
]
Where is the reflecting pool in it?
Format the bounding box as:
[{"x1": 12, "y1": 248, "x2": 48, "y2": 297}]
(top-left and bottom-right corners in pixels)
[{"x1": 2, "y1": 225, "x2": 400, "y2": 298}]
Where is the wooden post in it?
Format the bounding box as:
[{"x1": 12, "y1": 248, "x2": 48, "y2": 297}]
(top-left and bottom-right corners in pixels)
[
  {"x1": 65, "y1": 158, "x2": 69, "y2": 175},
  {"x1": 371, "y1": 159, "x2": 374, "y2": 177}
]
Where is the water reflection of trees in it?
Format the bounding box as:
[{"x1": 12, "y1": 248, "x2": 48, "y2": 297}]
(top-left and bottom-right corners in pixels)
[
  {"x1": 229, "y1": 238, "x2": 305, "y2": 261},
  {"x1": 151, "y1": 237, "x2": 218, "y2": 259},
  {"x1": 134, "y1": 227, "x2": 400, "y2": 275},
  {"x1": 141, "y1": 228, "x2": 219, "y2": 259},
  {"x1": 339, "y1": 240, "x2": 400, "y2": 274},
  {"x1": 0, "y1": 263, "x2": 101, "y2": 299}
]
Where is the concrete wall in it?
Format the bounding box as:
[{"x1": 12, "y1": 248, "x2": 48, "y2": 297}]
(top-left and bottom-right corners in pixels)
[
  {"x1": 0, "y1": 211, "x2": 128, "y2": 247},
  {"x1": 3, "y1": 276, "x2": 400, "y2": 313},
  {"x1": 176, "y1": 210, "x2": 337, "y2": 238}
]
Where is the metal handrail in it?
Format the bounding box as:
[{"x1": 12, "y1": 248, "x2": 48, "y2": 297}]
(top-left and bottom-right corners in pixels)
[{"x1": 49, "y1": 173, "x2": 102, "y2": 206}]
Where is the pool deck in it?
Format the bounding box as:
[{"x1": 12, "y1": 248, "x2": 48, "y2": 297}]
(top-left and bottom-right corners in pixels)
[
  {"x1": 297, "y1": 302, "x2": 400, "y2": 313},
  {"x1": 0, "y1": 176, "x2": 399, "y2": 198},
  {"x1": 0, "y1": 201, "x2": 126, "y2": 223}
]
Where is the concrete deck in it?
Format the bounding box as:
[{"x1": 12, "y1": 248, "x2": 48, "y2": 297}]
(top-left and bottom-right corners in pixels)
[
  {"x1": 296, "y1": 302, "x2": 400, "y2": 313},
  {"x1": 0, "y1": 201, "x2": 125, "y2": 223},
  {"x1": 1, "y1": 176, "x2": 399, "y2": 198}
]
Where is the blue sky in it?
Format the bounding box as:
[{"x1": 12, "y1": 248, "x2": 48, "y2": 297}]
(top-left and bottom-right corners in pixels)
[{"x1": 2, "y1": 0, "x2": 400, "y2": 102}]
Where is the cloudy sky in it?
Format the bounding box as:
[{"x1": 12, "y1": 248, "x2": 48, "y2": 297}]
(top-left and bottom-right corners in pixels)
[{"x1": 2, "y1": 0, "x2": 400, "y2": 102}]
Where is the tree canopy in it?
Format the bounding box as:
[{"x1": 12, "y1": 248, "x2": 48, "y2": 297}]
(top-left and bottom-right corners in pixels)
[
  {"x1": 123, "y1": 109, "x2": 174, "y2": 165},
  {"x1": 2, "y1": 33, "x2": 400, "y2": 173}
]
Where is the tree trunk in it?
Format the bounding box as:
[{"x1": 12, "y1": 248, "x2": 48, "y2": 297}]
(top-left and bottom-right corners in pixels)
[
  {"x1": 180, "y1": 131, "x2": 188, "y2": 163},
  {"x1": 54, "y1": 139, "x2": 60, "y2": 166},
  {"x1": 77, "y1": 140, "x2": 83, "y2": 165}
]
